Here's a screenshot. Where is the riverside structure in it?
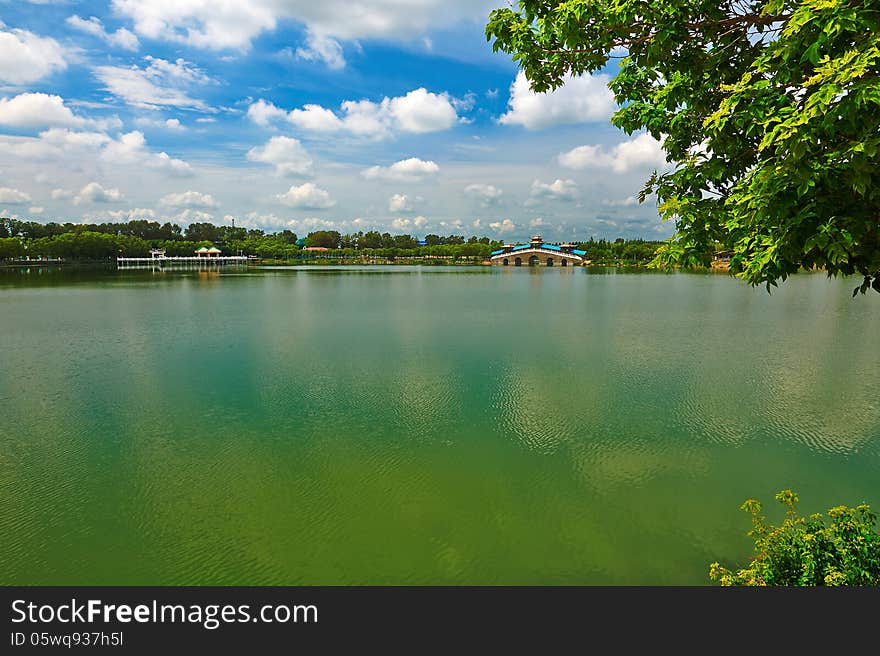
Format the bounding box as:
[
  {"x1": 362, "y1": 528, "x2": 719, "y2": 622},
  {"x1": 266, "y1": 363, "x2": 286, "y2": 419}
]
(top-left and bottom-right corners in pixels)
[{"x1": 489, "y1": 236, "x2": 589, "y2": 266}]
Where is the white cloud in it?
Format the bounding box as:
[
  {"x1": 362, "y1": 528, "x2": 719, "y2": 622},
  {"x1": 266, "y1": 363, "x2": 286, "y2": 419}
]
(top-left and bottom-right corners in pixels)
[
  {"x1": 413, "y1": 215, "x2": 428, "y2": 228},
  {"x1": 529, "y1": 179, "x2": 578, "y2": 201},
  {"x1": 391, "y1": 217, "x2": 411, "y2": 230},
  {"x1": 247, "y1": 99, "x2": 290, "y2": 127},
  {"x1": 246, "y1": 136, "x2": 313, "y2": 176},
  {"x1": 0, "y1": 25, "x2": 66, "y2": 84},
  {"x1": 51, "y1": 188, "x2": 73, "y2": 200},
  {"x1": 100, "y1": 130, "x2": 193, "y2": 176},
  {"x1": 75, "y1": 182, "x2": 124, "y2": 204},
  {"x1": 0, "y1": 128, "x2": 192, "y2": 177},
  {"x1": 159, "y1": 191, "x2": 217, "y2": 209},
  {"x1": 388, "y1": 193, "x2": 423, "y2": 213},
  {"x1": 134, "y1": 116, "x2": 185, "y2": 130},
  {"x1": 464, "y1": 183, "x2": 502, "y2": 207},
  {"x1": 289, "y1": 216, "x2": 341, "y2": 231},
  {"x1": 112, "y1": 0, "x2": 496, "y2": 51},
  {"x1": 173, "y1": 209, "x2": 215, "y2": 223},
  {"x1": 95, "y1": 208, "x2": 157, "y2": 221},
  {"x1": 0, "y1": 187, "x2": 31, "y2": 204},
  {"x1": 150, "y1": 151, "x2": 194, "y2": 176},
  {"x1": 362, "y1": 158, "x2": 439, "y2": 182},
  {"x1": 28, "y1": 206, "x2": 44, "y2": 214},
  {"x1": 489, "y1": 218, "x2": 516, "y2": 234},
  {"x1": 0, "y1": 93, "x2": 119, "y2": 130},
  {"x1": 558, "y1": 133, "x2": 666, "y2": 173},
  {"x1": 602, "y1": 196, "x2": 640, "y2": 207},
  {"x1": 295, "y1": 31, "x2": 345, "y2": 70},
  {"x1": 388, "y1": 88, "x2": 458, "y2": 134},
  {"x1": 529, "y1": 217, "x2": 546, "y2": 227},
  {"x1": 250, "y1": 88, "x2": 458, "y2": 139},
  {"x1": 95, "y1": 56, "x2": 212, "y2": 111},
  {"x1": 276, "y1": 182, "x2": 335, "y2": 209},
  {"x1": 499, "y1": 71, "x2": 615, "y2": 129},
  {"x1": 66, "y1": 15, "x2": 139, "y2": 51}
]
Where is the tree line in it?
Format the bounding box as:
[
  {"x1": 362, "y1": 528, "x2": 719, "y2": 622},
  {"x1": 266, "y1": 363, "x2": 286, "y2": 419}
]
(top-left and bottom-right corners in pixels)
[{"x1": 0, "y1": 217, "x2": 663, "y2": 263}]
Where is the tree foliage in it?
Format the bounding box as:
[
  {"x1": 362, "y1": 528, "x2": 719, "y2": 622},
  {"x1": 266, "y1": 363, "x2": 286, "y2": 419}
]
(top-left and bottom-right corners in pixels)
[
  {"x1": 710, "y1": 490, "x2": 880, "y2": 585},
  {"x1": 487, "y1": 0, "x2": 880, "y2": 293}
]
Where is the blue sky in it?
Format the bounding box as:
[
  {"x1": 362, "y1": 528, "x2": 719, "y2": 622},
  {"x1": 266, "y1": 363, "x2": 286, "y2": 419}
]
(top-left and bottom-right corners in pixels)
[{"x1": 0, "y1": 0, "x2": 671, "y2": 241}]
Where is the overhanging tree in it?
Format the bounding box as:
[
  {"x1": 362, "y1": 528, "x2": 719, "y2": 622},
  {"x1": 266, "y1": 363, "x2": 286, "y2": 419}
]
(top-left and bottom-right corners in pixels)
[{"x1": 487, "y1": 0, "x2": 880, "y2": 293}]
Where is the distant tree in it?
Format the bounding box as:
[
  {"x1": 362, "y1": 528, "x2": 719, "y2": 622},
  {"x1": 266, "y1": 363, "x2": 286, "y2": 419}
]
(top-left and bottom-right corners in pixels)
[
  {"x1": 392, "y1": 234, "x2": 418, "y2": 249},
  {"x1": 277, "y1": 229, "x2": 298, "y2": 244},
  {"x1": 0, "y1": 237, "x2": 24, "y2": 259},
  {"x1": 360, "y1": 231, "x2": 383, "y2": 249},
  {"x1": 711, "y1": 490, "x2": 880, "y2": 586},
  {"x1": 185, "y1": 222, "x2": 222, "y2": 243},
  {"x1": 305, "y1": 230, "x2": 342, "y2": 249},
  {"x1": 487, "y1": 0, "x2": 880, "y2": 293},
  {"x1": 424, "y1": 234, "x2": 443, "y2": 246}
]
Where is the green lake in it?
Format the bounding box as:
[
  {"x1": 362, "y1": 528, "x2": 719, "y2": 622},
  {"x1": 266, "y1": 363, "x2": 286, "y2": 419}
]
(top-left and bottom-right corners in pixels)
[{"x1": 1, "y1": 265, "x2": 879, "y2": 584}]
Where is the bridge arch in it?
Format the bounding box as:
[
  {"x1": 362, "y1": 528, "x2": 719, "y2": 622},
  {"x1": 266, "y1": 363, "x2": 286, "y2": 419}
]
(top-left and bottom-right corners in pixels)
[
  {"x1": 528, "y1": 256, "x2": 539, "y2": 267},
  {"x1": 514, "y1": 257, "x2": 522, "y2": 266},
  {"x1": 546, "y1": 258, "x2": 554, "y2": 267}
]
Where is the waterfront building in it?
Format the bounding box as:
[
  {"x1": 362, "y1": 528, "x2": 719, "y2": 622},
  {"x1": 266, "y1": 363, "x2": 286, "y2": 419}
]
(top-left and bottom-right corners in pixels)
[
  {"x1": 489, "y1": 236, "x2": 589, "y2": 266},
  {"x1": 195, "y1": 246, "x2": 221, "y2": 258}
]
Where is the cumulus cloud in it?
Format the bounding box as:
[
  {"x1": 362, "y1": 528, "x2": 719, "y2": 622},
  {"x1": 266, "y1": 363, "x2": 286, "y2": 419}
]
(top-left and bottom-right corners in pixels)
[
  {"x1": 464, "y1": 183, "x2": 502, "y2": 207},
  {"x1": 413, "y1": 215, "x2": 428, "y2": 228},
  {"x1": 246, "y1": 99, "x2": 289, "y2": 127},
  {"x1": 66, "y1": 15, "x2": 139, "y2": 51},
  {"x1": 0, "y1": 93, "x2": 119, "y2": 130},
  {"x1": 112, "y1": 0, "x2": 497, "y2": 51},
  {"x1": 75, "y1": 182, "x2": 124, "y2": 204},
  {"x1": 295, "y1": 31, "x2": 345, "y2": 70},
  {"x1": 489, "y1": 218, "x2": 516, "y2": 234},
  {"x1": 529, "y1": 179, "x2": 579, "y2": 201},
  {"x1": 172, "y1": 209, "x2": 215, "y2": 223},
  {"x1": 0, "y1": 25, "x2": 66, "y2": 84},
  {"x1": 362, "y1": 158, "x2": 439, "y2": 182},
  {"x1": 249, "y1": 88, "x2": 459, "y2": 139},
  {"x1": 388, "y1": 193, "x2": 423, "y2": 213},
  {"x1": 529, "y1": 217, "x2": 546, "y2": 228},
  {"x1": 246, "y1": 136, "x2": 313, "y2": 176},
  {"x1": 602, "y1": 196, "x2": 640, "y2": 207},
  {"x1": 0, "y1": 128, "x2": 192, "y2": 176},
  {"x1": 159, "y1": 191, "x2": 217, "y2": 209},
  {"x1": 558, "y1": 133, "x2": 666, "y2": 173},
  {"x1": 0, "y1": 187, "x2": 32, "y2": 204},
  {"x1": 276, "y1": 182, "x2": 335, "y2": 209},
  {"x1": 28, "y1": 206, "x2": 44, "y2": 214},
  {"x1": 391, "y1": 217, "x2": 411, "y2": 230},
  {"x1": 101, "y1": 130, "x2": 193, "y2": 176},
  {"x1": 499, "y1": 71, "x2": 615, "y2": 129},
  {"x1": 134, "y1": 117, "x2": 185, "y2": 130},
  {"x1": 95, "y1": 56, "x2": 213, "y2": 111},
  {"x1": 51, "y1": 188, "x2": 74, "y2": 200},
  {"x1": 99, "y1": 208, "x2": 158, "y2": 221}
]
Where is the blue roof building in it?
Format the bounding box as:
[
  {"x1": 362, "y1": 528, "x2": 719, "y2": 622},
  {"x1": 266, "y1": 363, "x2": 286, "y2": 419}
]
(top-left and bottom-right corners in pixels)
[{"x1": 488, "y1": 235, "x2": 590, "y2": 267}]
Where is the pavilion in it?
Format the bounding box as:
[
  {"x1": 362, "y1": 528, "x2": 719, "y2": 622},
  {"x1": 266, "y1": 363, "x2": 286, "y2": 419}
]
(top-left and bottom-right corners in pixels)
[{"x1": 195, "y1": 246, "x2": 222, "y2": 258}]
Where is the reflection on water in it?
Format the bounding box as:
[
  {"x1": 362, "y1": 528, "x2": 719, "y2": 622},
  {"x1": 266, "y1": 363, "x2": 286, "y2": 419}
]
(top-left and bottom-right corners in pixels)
[{"x1": 1, "y1": 266, "x2": 878, "y2": 584}]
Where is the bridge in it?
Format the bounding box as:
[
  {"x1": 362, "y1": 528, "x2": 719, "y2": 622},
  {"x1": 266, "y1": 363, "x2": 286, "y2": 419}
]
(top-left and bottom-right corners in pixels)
[{"x1": 489, "y1": 236, "x2": 589, "y2": 267}]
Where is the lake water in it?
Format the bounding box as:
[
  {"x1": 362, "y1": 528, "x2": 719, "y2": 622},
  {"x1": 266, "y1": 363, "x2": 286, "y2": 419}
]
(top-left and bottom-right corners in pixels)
[{"x1": 1, "y1": 265, "x2": 879, "y2": 584}]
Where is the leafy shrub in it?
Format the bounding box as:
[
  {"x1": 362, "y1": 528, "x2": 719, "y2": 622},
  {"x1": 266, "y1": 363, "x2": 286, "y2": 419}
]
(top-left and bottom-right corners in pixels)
[{"x1": 710, "y1": 490, "x2": 880, "y2": 586}]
